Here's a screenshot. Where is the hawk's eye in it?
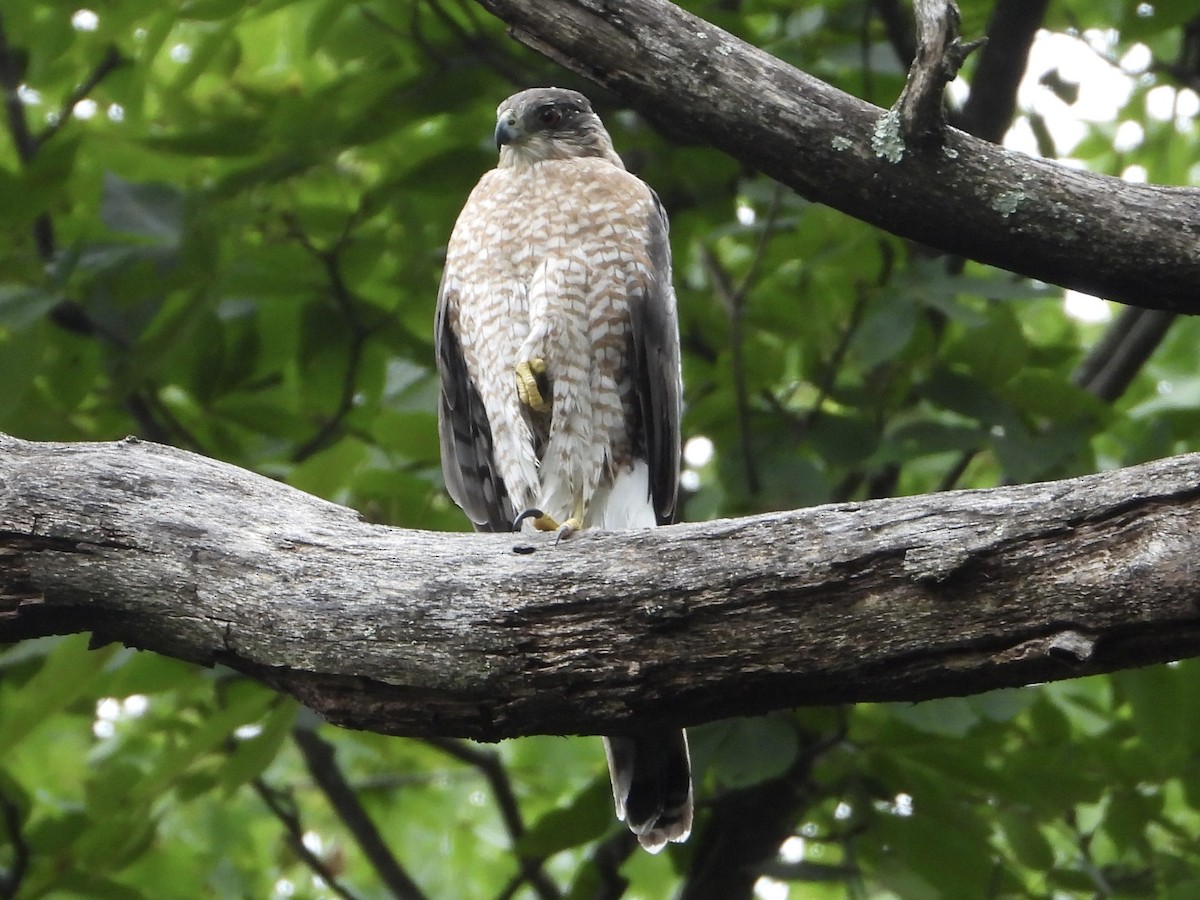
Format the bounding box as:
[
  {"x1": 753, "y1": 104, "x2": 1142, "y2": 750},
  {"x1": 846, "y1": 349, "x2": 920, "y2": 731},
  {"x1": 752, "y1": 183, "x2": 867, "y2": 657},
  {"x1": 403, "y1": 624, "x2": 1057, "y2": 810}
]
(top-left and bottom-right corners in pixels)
[{"x1": 538, "y1": 106, "x2": 563, "y2": 128}]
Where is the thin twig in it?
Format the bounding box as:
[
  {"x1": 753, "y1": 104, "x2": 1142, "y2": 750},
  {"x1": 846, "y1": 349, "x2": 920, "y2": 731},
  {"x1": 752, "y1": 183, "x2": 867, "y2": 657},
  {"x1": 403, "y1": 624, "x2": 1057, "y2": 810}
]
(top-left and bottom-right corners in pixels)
[
  {"x1": 803, "y1": 281, "x2": 872, "y2": 432},
  {"x1": 701, "y1": 248, "x2": 757, "y2": 495},
  {"x1": 584, "y1": 828, "x2": 638, "y2": 900},
  {"x1": 736, "y1": 186, "x2": 785, "y2": 306},
  {"x1": 358, "y1": 6, "x2": 409, "y2": 42},
  {"x1": 252, "y1": 777, "x2": 360, "y2": 900},
  {"x1": 0, "y1": 20, "x2": 124, "y2": 264},
  {"x1": 420, "y1": 0, "x2": 530, "y2": 87},
  {"x1": 422, "y1": 737, "x2": 561, "y2": 900},
  {"x1": 936, "y1": 448, "x2": 975, "y2": 493},
  {"x1": 123, "y1": 389, "x2": 212, "y2": 450},
  {"x1": 701, "y1": 185, "x2": 786, "y2": 497},
  {"x1": 284, "y1": 211, "x2": 376, "y2": 463},
  {"x1": 0, "y1": 9, "x2": 54, "y2": 260},
  {"x1": 0, "y1": 10, "x2": 37, "y2": 164},
  {"x1": 292, "y1": 728, "x2": 429, "y2": 900},
  {"x1": 37, "y1": 44, "x2": 126, "y2": 149},
  {"x1": 859, "y1": 4, "x2": 876, "y2": 102},
  {"x1": 0, "y1": 790, "x2": 29, "y2": 900}
]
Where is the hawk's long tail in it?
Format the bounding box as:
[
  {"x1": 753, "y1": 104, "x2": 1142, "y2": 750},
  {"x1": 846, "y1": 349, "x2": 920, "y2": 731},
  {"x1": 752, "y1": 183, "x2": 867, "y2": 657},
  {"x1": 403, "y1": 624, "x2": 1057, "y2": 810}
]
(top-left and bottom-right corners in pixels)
[{"x1": 603, "y1": 729, "x2": 693, "y2": 852}]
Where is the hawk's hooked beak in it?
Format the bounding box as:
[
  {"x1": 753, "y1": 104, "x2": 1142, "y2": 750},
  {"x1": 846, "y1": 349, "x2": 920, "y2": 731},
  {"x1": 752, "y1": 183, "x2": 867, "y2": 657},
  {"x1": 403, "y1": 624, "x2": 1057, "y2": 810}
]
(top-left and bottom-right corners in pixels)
[{"x1": 495, "y1": 110, "x2": 522, "y2": 149}]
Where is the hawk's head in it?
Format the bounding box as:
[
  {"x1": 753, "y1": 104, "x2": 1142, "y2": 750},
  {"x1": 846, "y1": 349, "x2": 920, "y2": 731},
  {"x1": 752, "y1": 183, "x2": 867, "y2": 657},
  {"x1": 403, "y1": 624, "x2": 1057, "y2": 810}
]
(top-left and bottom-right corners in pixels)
[{"x1": 494, "y1": 88, "x2": 624, "y2": 170}]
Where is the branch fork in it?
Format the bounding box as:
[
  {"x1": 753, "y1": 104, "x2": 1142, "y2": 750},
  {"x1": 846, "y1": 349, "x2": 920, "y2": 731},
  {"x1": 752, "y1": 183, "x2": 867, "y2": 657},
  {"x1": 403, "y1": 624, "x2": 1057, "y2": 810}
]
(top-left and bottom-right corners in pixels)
[{"x1": 893, "y1": 0, "x2": 987, "y2": 149}]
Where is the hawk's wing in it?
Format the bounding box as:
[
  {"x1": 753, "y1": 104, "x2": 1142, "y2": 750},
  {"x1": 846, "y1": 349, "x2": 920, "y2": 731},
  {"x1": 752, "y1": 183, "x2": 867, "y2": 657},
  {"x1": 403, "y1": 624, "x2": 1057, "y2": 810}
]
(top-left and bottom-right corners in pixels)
[
  {"x1": 435, "y1": 286, "x2": 514, "y2": 532},
  {"x1": 629, "y1": 193, "x2": 683, "y2": 526}
]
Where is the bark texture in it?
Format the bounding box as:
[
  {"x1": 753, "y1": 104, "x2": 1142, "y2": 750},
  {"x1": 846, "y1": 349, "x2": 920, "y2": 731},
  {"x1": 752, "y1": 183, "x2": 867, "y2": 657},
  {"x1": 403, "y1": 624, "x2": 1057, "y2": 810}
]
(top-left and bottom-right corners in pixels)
[
  {"x1": 895, "y1": 0, "x2": 978, "y2": 146},
  {"x1": 472, "y1": 0, "x2": 1200, "y2": 313},
  {"x1": 4, "y1": 433, "x2": 1200, "y2": 741}
]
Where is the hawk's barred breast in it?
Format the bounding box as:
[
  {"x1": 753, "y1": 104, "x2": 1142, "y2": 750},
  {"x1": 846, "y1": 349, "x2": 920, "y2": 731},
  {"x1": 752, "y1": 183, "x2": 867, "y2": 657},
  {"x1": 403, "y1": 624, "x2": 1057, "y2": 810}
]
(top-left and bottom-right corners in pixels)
[{"x1": 442, "y1": 157, "x2": 664, "y2": 525}]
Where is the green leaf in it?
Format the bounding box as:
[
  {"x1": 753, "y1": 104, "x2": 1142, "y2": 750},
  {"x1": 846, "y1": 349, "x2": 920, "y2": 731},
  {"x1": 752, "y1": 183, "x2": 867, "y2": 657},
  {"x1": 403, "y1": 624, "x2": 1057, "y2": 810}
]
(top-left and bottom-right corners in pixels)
[
  {"x1": 37, "y1": 868, "x2": 152, "y2": 899},
  {"x1": 1114, "y1": 666, "x2": 1187, "y2": 772},
  {"x1": 100, "y1": 173, "x2": 184, "y2": 244},
  {"x1": 1162, "y1": 880, "x2": 1200, "y2": 900},
  {"x1": 1104, "y1": 788, "x2": 1160, "y2": 855},
  {"x1": 0, "y1": 637, "x2": 118, "y2": 752},
  {"x1": 373, "y1": 409, "x2": 441, "y2": 461},
  {"x1": 874, "y1": 804, "x2": 993, "y2": 897},
  {"x1": 850, "y1": 300, "x2": 916, "y2": 368},
  {"x1": 100, "y1": 651, "x2": 199, "y2": 698},
  {"x1": 25, "y1": 808, "x2": 91, "y2": 854},
  {"x1": 1, "y1": 3, "x2": 1198, "y2": 895},
  {"x1": 888, "y1": 698, "x2": 980, "y2": 738},
  {"x1": 0, "y1": 284, "x2": 61, "y2": 329},
  {"x1": 696, "y1": 715, "x2": 800, "y2": 789},
  {"x1": 0, "y1": 768, "x2": 31, "y2": 828},
  {"x1": 220, "y1": 699, "x2": 298, "y2": 792},
  {"x1": 515, "y1": 776, "x2": 612, "y2": 857},
  {"x1": 969, "y1": 688, "x2": 1035, "y2": 724},
  {"x1": 943, "y1": 305, "x2": 1029, "y2": 387},
  {"x1": 127, "y1": 681, "x2": 277, "y2": 804},
  {"x1": 999, "y1": 811, "x2": 1055, "y2": 870},
  {"x1": 1027, "y1": 695, "x2": 1072, "y2": 747}
]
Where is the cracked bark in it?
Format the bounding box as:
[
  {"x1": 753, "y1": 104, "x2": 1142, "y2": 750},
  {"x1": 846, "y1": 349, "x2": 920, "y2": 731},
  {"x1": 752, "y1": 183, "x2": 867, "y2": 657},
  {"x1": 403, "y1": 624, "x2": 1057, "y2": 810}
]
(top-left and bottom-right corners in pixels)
[{"x1": 4, "y1": 433, "x2": 1200, "y2": 740}]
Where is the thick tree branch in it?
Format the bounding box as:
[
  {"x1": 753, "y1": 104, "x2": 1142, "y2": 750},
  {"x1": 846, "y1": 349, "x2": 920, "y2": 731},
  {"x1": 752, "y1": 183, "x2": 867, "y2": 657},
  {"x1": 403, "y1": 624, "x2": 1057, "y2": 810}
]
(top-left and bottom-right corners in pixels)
[
  {"x1": 1072, "y1": 307, "x2": 1176, "y2": 403},
  {"x1": 470, "y1": 0, "x2": 1200, "y2": 314},
  {"x1": 954, "y1": 0, "x2": 1049, "y2": 142},
  {"x1": 4, "y1": 434, "x2": 1200, "y2": 740}
]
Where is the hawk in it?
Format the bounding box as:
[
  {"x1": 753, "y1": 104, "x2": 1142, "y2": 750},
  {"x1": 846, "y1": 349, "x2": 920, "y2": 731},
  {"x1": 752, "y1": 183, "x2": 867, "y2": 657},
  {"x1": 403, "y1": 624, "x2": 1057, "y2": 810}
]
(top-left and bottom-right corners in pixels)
[{"x1": 435, "y1": 87, "x2": 691, "y2": 852}]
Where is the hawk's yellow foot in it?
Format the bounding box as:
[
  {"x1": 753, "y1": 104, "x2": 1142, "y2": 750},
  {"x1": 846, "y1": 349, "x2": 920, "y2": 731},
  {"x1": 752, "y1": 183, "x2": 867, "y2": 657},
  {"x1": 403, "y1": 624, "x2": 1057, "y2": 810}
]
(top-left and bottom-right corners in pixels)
[
  {"x1": 513, "y1": 507, "x2": 559, "y2": 532},
  {"x1": 512, "y1": 506, "x2": 583, "y2": 538},
  {"x1": 552, "y1": 498, "x2": 586, "y2": 541},
  {"x1": 555, "y1": 516, "x2": 583, "y2": 542},
  {"x1": 515, "y1": 358, "x2": 550, "y2": 412}
]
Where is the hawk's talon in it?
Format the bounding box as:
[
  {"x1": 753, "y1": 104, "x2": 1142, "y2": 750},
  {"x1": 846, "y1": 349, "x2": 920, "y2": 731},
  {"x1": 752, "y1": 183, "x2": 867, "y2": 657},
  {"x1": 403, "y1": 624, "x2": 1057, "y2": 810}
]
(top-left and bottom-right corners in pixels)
[
  {"x1": 555, "y1": 516, "x2": 582, "y2": 545},
  {"x1": 513, "y1": 507, "x2": 561, "y2": 532},
  {"x1": 512, "y1": 507, "x2": 544, "y2": 531},
  {"x1": 516, "y1": 358, "x2": 551, "y2": 412}
]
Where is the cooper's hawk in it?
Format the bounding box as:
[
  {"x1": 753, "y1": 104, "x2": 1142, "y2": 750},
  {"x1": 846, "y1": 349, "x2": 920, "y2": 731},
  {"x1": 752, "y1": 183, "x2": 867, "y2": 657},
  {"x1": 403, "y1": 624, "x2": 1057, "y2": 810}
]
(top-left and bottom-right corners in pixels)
[{"x1": 435, "y1": 88, "x2": 691, "y2": 852}]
